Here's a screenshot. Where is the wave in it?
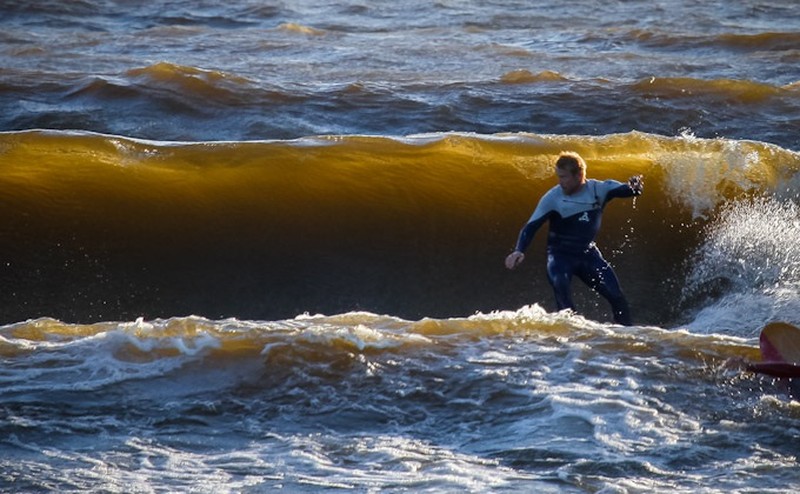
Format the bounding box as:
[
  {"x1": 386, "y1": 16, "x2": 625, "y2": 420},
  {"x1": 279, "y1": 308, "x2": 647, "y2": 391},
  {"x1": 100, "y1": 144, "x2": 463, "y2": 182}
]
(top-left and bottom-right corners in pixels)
[
  {"x1": 102, "y1": 63, "x2": 800, "y2": 103},
  {"x1": 630, "y1": 77, "x2": 796, "y2": 103},
  {"x1": 623, "y1": 28, "x2": 800, "y2": 53},
  {"x1": 494, "y1": 69, "x2": 798, "y2": 102},
  {"x1": 0, "y1": 129, "x2": 798, "y2": 326},
  {"x1": 62, "y1": 63, "x2": 259, "y2": 109},
  {"x1": 277, "y1": 22, "x2": 328, "y2": 36},
  {"x1": 0, "y1": 307, "x2": 759, "y2": 394},
  {"x1": 0, "y1": 62, "x2": 800, "y2": 149},
  {"x1": 125, "y1": 63, "x2": 254, "y2": 94},
  {"x1": 499, "y1": 70, "x2": 568, "y2": 84},
  {"x1": 0, "y1": 304, "x2": 788, "y2": 494},
  {"x1": 716, "y1": 32, "x2": 800, "y2": 52},
  {"x1": 2, "y1": 62, "x2": 798, "y2": 148}
]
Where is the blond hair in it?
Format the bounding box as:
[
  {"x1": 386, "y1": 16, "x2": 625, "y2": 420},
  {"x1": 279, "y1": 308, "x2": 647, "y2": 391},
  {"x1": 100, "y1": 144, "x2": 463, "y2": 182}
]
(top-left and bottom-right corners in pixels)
[{"x1": 555, "y1": 151, "x2": 587, "y2": 176}]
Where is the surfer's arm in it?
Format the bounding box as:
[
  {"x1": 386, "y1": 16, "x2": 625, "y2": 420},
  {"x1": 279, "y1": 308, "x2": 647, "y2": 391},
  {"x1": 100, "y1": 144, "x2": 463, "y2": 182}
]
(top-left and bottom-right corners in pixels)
[
  {"x1": 514, "y1": 215, "x2": 548, "y2": 253},
  {"x1": 505, "y1": 214, "x2": 548, "y2": 269},
  {"x1": 605, "y1": 176, "x2": 644, "y2": 201}
]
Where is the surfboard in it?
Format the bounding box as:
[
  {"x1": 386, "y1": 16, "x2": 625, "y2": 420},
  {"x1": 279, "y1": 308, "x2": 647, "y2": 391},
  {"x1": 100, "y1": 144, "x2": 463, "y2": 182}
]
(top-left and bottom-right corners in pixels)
[
  {"x1": 748, "y1": 322, "x2": 800, "y2": 382},
  {"x1": 760, "y1": 322, "x2": 800, "y2": 364}
]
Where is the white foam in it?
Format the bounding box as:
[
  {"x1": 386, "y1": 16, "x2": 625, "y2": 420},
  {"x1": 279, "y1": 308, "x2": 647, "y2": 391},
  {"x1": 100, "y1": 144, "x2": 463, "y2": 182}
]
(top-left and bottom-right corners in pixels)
[{"x1": 684, "y1": 196, "x2": 800, "y2": 334}]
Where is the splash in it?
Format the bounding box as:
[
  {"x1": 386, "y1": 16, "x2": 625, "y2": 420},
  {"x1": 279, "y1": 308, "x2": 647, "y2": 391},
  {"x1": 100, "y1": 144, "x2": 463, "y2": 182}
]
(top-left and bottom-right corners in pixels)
[{"x1": 683, "y1": 196, "x2": 800, "y2": 334}]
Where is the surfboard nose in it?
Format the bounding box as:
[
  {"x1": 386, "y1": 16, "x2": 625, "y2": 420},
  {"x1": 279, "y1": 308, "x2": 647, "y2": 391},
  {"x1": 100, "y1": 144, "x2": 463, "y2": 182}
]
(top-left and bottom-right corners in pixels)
[{"x1": 760, "y1": 322, "x2": 800, "y2": 363}]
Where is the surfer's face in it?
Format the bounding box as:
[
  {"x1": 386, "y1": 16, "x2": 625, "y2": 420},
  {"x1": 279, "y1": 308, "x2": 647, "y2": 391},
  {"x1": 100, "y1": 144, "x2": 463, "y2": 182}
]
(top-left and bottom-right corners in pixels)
[{"x1": 556, "y1": 167, "x2": 584, "y2": 195}]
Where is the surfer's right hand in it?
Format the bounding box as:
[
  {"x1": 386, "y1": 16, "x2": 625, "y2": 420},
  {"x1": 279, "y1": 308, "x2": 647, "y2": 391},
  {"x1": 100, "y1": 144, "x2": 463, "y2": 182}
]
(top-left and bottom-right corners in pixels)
[
  {"x1": 628, "y1": 175, "x2": 644, "y2": 194},
  {"x1": 505, "y1": 251, "x2": 525, "y2": 270}
]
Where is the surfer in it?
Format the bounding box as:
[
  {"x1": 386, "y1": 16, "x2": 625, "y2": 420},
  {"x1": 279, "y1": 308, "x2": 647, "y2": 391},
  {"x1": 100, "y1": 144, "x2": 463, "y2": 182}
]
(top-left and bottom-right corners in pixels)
[{"x1": 505, "y1": 151, "x2": 643, "y2": 325}]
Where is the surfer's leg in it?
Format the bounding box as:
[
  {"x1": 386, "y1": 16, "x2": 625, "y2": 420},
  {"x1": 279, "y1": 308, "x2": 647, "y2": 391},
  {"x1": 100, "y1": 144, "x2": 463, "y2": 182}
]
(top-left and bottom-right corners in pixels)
[
  {"x1": 577, "y1": 249, "x2": 632, "y2": 326},
  {"x1": 546, "y1": 252, "x2": 575, "y2": 311}
]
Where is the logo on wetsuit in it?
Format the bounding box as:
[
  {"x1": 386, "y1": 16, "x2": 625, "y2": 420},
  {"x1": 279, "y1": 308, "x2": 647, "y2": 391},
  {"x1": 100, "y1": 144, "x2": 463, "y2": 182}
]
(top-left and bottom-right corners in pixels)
[{"x1": 578, "y1": 212, "x2": 590, "y2": 222}]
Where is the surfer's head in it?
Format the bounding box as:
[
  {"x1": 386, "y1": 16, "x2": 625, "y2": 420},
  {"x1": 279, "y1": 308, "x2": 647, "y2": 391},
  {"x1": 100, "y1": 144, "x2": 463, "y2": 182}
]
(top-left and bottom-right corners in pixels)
[{"x1": 555, "y1": 151, "x2": 587, "y2": 195}]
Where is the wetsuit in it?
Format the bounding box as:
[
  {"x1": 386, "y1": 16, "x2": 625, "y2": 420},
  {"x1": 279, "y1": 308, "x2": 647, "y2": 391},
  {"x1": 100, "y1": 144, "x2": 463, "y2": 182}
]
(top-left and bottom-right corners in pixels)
[{"x1": 514, "y1": 179, "x2": 640, "y2": 325}]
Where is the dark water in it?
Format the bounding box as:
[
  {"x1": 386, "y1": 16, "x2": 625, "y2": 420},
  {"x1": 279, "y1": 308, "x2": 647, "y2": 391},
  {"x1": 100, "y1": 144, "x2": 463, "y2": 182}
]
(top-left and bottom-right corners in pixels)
[
  {"x1": 1, "y1": 1, "x2": 799, "y2": 146},
  {"x1": 1, "y1": 1, "x2": 800, "y2": 492}
]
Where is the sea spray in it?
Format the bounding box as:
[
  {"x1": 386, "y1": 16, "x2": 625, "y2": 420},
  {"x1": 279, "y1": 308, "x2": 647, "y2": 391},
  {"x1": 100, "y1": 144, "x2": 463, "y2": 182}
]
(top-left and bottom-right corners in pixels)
[{"x1": 684, "y1": 196, "x2": 800, "y2": 334}]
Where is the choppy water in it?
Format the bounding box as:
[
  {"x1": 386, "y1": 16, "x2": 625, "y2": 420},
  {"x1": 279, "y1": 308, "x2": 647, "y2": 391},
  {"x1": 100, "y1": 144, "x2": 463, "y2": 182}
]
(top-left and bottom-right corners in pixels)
[{"x1": 1, "y1": 0, "x2": 800, "y2": 492}]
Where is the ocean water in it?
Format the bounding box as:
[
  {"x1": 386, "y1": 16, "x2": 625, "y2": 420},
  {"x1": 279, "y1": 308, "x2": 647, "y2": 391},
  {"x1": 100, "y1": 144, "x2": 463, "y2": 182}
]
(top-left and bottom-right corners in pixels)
[{"x1": 1, "y1": 1, "x2": 800, "y2": 492}]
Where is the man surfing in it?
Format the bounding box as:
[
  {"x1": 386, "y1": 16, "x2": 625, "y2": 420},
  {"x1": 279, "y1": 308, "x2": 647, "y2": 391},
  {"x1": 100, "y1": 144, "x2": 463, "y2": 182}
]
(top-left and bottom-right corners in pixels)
[{"x1": 505, "y1": 151, "x2": 643, "y2": 325}]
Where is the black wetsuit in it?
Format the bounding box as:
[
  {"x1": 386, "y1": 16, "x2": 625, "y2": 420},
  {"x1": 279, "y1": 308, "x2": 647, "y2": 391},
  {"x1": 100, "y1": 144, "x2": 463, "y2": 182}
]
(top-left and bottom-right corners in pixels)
[{"x1": 514, "y1": 179, "x2": 640, "y2": 325}]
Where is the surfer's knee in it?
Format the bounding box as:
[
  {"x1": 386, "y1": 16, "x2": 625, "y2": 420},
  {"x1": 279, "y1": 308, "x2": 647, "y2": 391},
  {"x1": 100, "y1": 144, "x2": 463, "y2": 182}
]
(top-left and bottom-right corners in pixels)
[{"x1": 546, "y1": 268, "x2": 572, "y2": 307}]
